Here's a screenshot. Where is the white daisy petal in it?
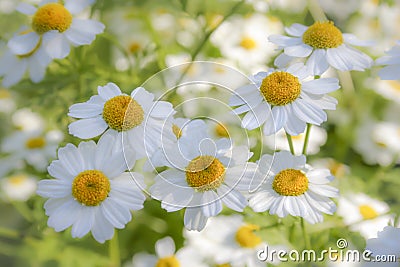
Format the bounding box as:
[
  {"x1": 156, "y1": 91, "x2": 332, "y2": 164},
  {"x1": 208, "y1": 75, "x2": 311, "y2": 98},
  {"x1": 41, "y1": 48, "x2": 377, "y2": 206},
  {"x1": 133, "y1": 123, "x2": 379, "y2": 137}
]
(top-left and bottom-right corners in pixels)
[
  {"x1": 306, "y1": 49, "x2": 329, "y2": 76},
  {"x1": 16, "y1": 3, "x2": 36, "y2": 14},
  {"x1": 91, "y1": 209, "x2": 115, "y2": 243},
  {"x1": 249, "y1": 190, "x2": 276, "y2": 212},
  {"x1": 284, "y1": 107, "x2": 307, "y2": 135},
  {"x1": 285, "y1": 23, "x2": 308, "y2": 37},
  {"x1": 71, "y1": 206, "x2": 95, "y2": 238},
  {"x1": 184, "y1": 203, "x2": 208, "y2": 231},
  {"x1": 101, "y1": 198, "x2": 131, "y2": 229},
  {"x1": 37, "y1": 179, "x2": 71, "y2": 198},
  {"x1": 218, "y1": 185, "x2": 247, "y2": 212},
  {"x1": 343, "y1": 33, "x2": 375, "y2": 47},
  {"x1": 68, "y1": 103, "x2": 103, "y2": 119},
  {"x1": 284, "y1": 43, "x2": 313, "y2": 57},
  {"x1": 131, "y1": 87, "x2": 154, "y2": 112},
  {"x1": 43, "y1": 32, "x2": 70, "y2": 59},
  {"x1": 202, "y1": 191, "x2": 222, "y2": 217},
  {"x1": 47, "y1": 198, "x2": 81, "y2": 232},
  {"x1": 150, "y1": 101, "x2": 176, "y2": 118},
  {"x1": 8, "y1": 32, "x2": 40, "y2": 55},
  {"x1": 241, "y1": 102, "x2": 270, "y2": 130},
  {"x1": 57, "y1": 143, "x2": 85, "y2": 175},
  {"x1": 271, "y1": 106, "x2": 287, "y2": 133},
  {"x1": 274, "y1": 53, "x2": 295, "y2": 68},
  {"x1": 64, "y1": 0, "x2": 94, "y2": 14},
  {"x1": 97, "y1": 82, "x2": 122, "y2": 100},
  {"x1": 268, "y1": 35, "x2": 302, "y2": 46},
  {"x1": 292, "y1": 100, "x2": 326, "y2": 124},
  {"x1": 305, "y1": 192, "x2": 336, "y2": 214},
  {"x1": 308, "y1": 184, "x2": 339, "y2": 198},
  {"x1": 65, "y1": 19, "x2": 105, "y2": 46},
  {"x1": 48, "y1": 160, "x2": 74, "y2": 180},
  {"x1": 156, "y1": 236, "x2": 176, "y2": 258},
  {"x1": 68, "y1": 117, "x2": 108, "y2": 139},
  {"x1": 301, "y1": 78, "x2": 340, "y2": 94}
]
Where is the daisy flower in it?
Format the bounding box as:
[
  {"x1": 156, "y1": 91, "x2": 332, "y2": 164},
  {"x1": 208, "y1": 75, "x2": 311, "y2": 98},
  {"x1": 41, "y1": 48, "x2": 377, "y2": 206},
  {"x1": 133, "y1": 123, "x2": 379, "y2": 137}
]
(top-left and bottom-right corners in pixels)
[
  {"x1": 1, "y1": 130, "x2": 61, "y2": 172},
  {"x1": 1, "y1": 173, "x2": 37, "y2": 201},
  {"x1": 12, "y1": 108, "x2": 45, "y2": 132},
  {"x1": 211, "y1": 13, "x2": 283, "y2": 73},
  {"x1": 337, "y1": 193, "x2": 393, "y2": 239},
  {"x1": 269, "y1": 21, "x2": 373, "y2": 75},
  {"x1": 130, "y1": 236, "x2": 207, "y2": 267},
  {"x1": 0, "y1": 88, "x2": 15, "y2": 113},
  {"x1": 376, "y1": 41, "x2": 400, "y2": 80},
  {"x1": 365, "y1": 226, "x2": 400, "y2": 267},
  {"x1": 229, "y1": 63, "x2": 339, "y2": 136},
  {"x1": 36, "y1": 134, "x2": 146, "y2": 243},
  {"x1": 149, "y1": 136, "x2": 260, "y2": 231},
  {"x1": 68, "y1": 82, "x2": 176, "y2": 160},
  {"x1": 249, "y1": 150, "x2": 339, "y2": 224},
  {"x1": 12, "y1": 0, "x2": 104, "y2": 59},
  {"x1": 0, "y1": 29, "x2": 52, "y2": 87},
  {"x1": 184, "y1": 215, "x2": 283, "y2": 266}
]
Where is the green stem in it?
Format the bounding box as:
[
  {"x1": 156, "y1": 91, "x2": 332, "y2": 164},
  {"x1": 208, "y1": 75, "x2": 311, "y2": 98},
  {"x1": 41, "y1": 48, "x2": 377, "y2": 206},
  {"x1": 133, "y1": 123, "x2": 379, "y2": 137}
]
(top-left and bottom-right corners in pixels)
[
  {"x1": 0, "y1": 227, "x2": 19, "y2": 239},
  {"x1": 301, "y1": 218, "x2": 311, "y2": 250},
  {"x1": 12, "y1": 201, "x2": 33, "y2": 222},
  {"x1": 286, "y1": 132, "x2": 295, "y2": 155},
  {"x1": 109, "y1": 230, "x2": 120, "y2": 267},
  {"x1": 302, "y1": 123, "x2": 312, "y2": 155},
  {"x1": 307, "y1": 0, "x2": 327, "y2": 21}
]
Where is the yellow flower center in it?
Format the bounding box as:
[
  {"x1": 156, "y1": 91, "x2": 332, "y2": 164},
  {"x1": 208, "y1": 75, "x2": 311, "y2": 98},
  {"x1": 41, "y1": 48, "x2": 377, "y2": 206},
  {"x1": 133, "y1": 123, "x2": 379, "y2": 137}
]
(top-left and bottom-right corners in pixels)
[
  {"x1": 214, "y1": 123, "x2": 229, "y2": 138},
  {"x1": 186, "y1": 156, "x2": 225, "y2": 192},
  {"x1": 156, "y1": 256, "x2": 180, "y2": 267},
  {"x1": 0, "y1": 89, "x2": 11, "y2": 99},
  {"x1": 359, "y1": 205, "x2": 378, "y2": 220},
  {"x1": 260, "y1": 72, "x2": 301, "y2": 106},
  {"x1": 235, "y1": 224, "x2": 262, "y2": 248},
  {"x1": 302, "y1": 21, "x2": 343, "y2": 49},
  {"x1": 128, "y1": 42, "x2": 141, "y2": 54},
  {"x1": 240, "y1": 36, "x2": 257, "y2": 50},
  {"x1": 272, "y1": 169, "x2": 308, "y2": 196},
  {"x1": 172, "y1": 124, "x2": 182, "y2": 139},
  {"x1": 216, "y1": 264, "x2": 231, "y2": 267},
  {"x1": 72, "y1": 170, "x2": 110, "y2": 206},
  {"x1": 8, "y1": 174, "x2": 28, "y2": 185},
  {"x1": 32, "y1": 3, "x2": 72, "y2": 34},
  {"x1": 102, "y1": 95, "x2": 144, "y2": 132},
  {"x1": 25, "y1": 137, "x2": 46, "y2": 149}
]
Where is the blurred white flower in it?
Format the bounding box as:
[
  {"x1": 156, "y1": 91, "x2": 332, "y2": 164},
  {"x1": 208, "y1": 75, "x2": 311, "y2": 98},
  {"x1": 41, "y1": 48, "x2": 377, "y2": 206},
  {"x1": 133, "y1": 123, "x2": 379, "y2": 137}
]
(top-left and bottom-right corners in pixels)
[
  {"x1": 1, "y1": 173, "x2": 37, "y2": 201},
  {"x1": 310, "y1": 158, "x2": 350, "y2": 179},
  {"x1": 184, "y1": 215, "x2": 283, "y2": 266},
  {"x1": 353, "y1": 120, "x2": 400, "y2": 166},
  {"x1": 376, "y1": 41, "x2": 400, "y2": 80},
  {"x1": 1, "y1": 130, "x2": 60, "y2": 172},
  {"x1": 0, "y1": 88, "x2": 15, "y2": 113},
  {"x1": 130, "y1": 236, "x2": 207, "y2": 267},
  {"x1": 366, "y1": 78, "x2": 400, "y2": 103},
  {"x1": 12, "y1": 108, "x2": 44, "y2": 132},
  {"x1": 337, "y1": 193, "x2": 393, "y2": 239},
  {"x1": 211, "y1": 13, "x2": 283, "y2": 73},
  {"x1": 264, "y1": 126, "x2": 327, "y2": 155}
]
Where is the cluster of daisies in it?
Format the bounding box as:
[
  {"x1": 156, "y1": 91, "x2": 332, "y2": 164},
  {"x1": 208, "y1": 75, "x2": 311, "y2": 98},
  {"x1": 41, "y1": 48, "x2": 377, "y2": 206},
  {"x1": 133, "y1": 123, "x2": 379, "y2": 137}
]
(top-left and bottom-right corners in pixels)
[{"x1": 0, "y1": 0, "x2": 104, "y2": 87}]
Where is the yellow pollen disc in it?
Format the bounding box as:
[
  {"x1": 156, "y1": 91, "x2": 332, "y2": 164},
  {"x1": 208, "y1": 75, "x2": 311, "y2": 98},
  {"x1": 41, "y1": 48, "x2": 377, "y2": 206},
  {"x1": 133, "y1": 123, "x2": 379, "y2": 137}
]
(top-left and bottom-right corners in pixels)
[
  {"x1": 128, "y1": 42, "x2": 141, "y2": 53},
  {"x1": 0, "y1": 89, "x2": 11, "y2": 99},
  {"x1": 302, "y1": 21, "x2": 343, "y2": 49},
  {"x1": 235, "y1": 224, "x2": 262, "y2": 248},
  {"x1": 215, "y1": 123, "x2": 229, "y2": 138},
  {"x1": 32, "y1": 3, "x2": 72, "y2": 34},
  {"x1": 260, "y1": 72, "x2": 301, "y2": 106},
  {"x1": 240, "y1": 36, "x2": 257, "y2": 50},
  {"x1": 359, "y1": 205, "x2": 378, "y2": 220},
  {"x1": 102, "y1": 95, "x2": 144, "y2": 132},
  {"x1": 9, "y1": 174, "x2": 28, "y2": 185},
  {"x1": 216, "y1": 264, "x2": 231, "y2": 267},
  {"x1": 186, "y1": 156, "x2": 225, "y2": 192},
  {"x1": 25, "y1": 137, "x2": 46, "y2": 149},
  {"x1": 72, "y1": 170, "x2": 110, "y2": 206},
  {"x1": 156, "y1": 256, "x2": 180, "y2": 267},
  {"x1": 272, "y1": 169, "x2": 308, "y2": 196},
  {"x1": 172, "y1": 124, "x2": 182, "y2": 139}
]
